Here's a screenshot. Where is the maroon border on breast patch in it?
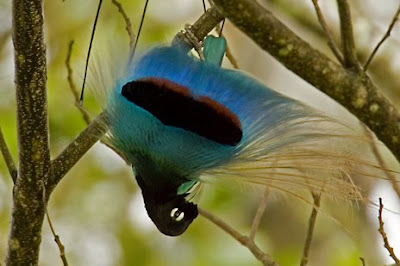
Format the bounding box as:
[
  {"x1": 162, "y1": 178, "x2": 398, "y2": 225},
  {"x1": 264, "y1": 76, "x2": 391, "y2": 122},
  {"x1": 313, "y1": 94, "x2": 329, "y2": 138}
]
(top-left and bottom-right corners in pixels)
[{"x1": 121, "y1": 77, "x2": 242, "y2": 146}]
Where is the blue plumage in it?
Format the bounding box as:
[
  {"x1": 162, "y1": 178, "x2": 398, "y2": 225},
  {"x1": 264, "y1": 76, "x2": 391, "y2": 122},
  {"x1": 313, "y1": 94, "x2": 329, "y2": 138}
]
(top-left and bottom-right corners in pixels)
[
  {"x1": 107, "y1": 45, "x2": 315, "y2": 180},
  {"x1": 103, "y1": 39, "x2": 381, "y2": 236}
]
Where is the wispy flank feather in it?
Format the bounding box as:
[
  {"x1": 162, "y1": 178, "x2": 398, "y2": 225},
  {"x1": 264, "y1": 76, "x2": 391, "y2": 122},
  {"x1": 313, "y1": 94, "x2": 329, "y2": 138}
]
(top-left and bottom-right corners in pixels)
[
  {"x1": 87, "y1": 46, "x2": 128, "y2": 108},
  {"x1": 202, "y1": 109, "x2": 399, "y2": 203},
  {"x1": 96, "y1": 43, "x2": 399, "y2": 207}
]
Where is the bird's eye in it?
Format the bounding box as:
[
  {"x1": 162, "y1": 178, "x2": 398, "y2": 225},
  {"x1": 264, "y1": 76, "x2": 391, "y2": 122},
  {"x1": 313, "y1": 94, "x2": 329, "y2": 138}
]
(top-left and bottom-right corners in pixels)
[{"x1": 170, "y1": 207, "x2": 185, "y2": 222}]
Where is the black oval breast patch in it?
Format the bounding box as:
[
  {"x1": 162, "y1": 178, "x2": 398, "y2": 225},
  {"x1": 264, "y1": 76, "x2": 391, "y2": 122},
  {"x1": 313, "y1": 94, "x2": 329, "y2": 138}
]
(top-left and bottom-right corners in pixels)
[{"x1": 121, "y1": 77, "x2": 242, "y2": 146}]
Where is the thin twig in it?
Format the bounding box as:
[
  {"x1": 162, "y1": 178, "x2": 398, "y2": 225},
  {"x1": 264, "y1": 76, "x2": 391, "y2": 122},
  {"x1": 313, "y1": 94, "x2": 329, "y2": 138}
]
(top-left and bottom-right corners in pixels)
[
  {"x1": 378, "y1": 198, "x2": 400, "y2": 265},
  {"x1": 199, "y1": 207, "x2": 278, "y2": 266},
  {"x1": 211, "y1": 1, "x2": 400, "y2": 165},
  {"x1": 111, "y1": 0, "x2": 136, "y2": 53},
  {"x1": 270, "y1": 0, "x2": 400, "y2": 140},
  {"x1": 311, "y1": 0, "x2": 344, "y2": 64},
  {"x1": 65, "y1": 40, "x2": 129, "y2": 164},
  {"x1": 49, "y1": 113, "x2": 107, "y2": 192},
  {"x1": 299, "y1": 193, "x2": 321, "y2": 266},
  {"x1": 211, "y1": 11, "x2": 240, "y2": 69},
  {"x1": 0, "y1": 30, "x2": 11, "y2": 56},
  {"x1": 173, "y1": 7, "x2": 224, "y2": 47},
  {"x1": 249, "y1": 187, "x2": 269, "y2": 241},
  {"x1": 218, "y1": 29, "x2": 240, "y2": 69},
  {"x1": 363, "y1": 125, "x2": 400, "y2": 199},
  {"x1": 0, "y1": 126, "x2": 17, "y2": 183},
  {"x1": 128, "y1": 0, "x2": 149, "y2": 63},
  {"x1": 66, "y1": 41, "x2": 91, "y2": 124},
  {"x1": 40, "y1": 181, "x2": 68, "y2": 266},
  {"x1": 363, "y1": 4, "x2": 400, "y2": 71},
  {"x1": 336, "y1": 0, "x2": 359, "y2": 69},
  {"x1": 224, "y1": 40, "x2": 240, "y2": 69},
  {"x1": 359, "y1": 257, "x2": 366, "y2": 266}
]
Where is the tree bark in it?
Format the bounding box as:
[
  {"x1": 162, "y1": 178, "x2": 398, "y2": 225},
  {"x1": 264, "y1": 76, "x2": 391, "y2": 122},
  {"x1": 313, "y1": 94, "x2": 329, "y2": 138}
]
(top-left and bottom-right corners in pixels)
[
  {"x1": 213, "y1": 0, "x2": 400, "y2": 162},
  {"x1": 5, "y1": 1, "x2": 400, "y2": 264},
  {"x1": 7, "y1": 0, "x2": 50, "y2": 265}
]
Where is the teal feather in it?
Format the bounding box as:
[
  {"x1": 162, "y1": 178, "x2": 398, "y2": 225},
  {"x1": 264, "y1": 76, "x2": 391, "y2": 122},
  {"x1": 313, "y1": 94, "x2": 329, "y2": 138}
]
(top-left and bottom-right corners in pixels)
[{"x1": 101, "y1": 40, "x2": 395, "y2": 236}]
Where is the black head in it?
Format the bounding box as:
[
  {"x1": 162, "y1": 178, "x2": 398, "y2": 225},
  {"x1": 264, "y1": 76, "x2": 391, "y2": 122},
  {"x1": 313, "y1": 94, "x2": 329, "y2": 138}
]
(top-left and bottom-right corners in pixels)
[
  {"x1": 145, "y1": 194, "x2": 198, "y2": 236},
  {"x1": 135, "y1": 175, "x2": 198, "y2": 236}
]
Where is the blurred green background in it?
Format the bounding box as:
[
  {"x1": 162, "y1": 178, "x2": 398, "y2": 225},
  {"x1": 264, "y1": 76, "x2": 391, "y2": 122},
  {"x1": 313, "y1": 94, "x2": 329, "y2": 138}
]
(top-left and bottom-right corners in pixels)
[{"x1": 1, "y1": 0, "x2": 400, "y2": 265}]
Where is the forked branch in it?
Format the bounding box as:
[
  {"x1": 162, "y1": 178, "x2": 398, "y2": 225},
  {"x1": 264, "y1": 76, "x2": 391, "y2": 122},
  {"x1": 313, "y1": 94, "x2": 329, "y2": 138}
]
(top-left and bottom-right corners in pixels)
[
  {"x1": 364, "y1": 4, "x2": 400, "y2": 71},
  {"x1": 211, "y1": 1, "x2": 400, "y2": 165},
  {"x1": 336, "y1": 0, "x2": 359, "y2": 69},
  {"x1": 364, "y1": 125, "x2": 400, "y2": 199},
  {"x1": 378, "y1": 198, "x2": 400, "y2": 265},
  {"x1": 0, "y1": 126, "x2": 17, "y2": 183},
  {"x1": 49, "y1": 112, "x2": 106, "y2": 192},
  {"x1": 311, "y1": 0, "x2": 344, "y2": 64},
  {"x1": 299, "y1": 193, "x2": 321, "y2": 266},
  {"x1": 199, "y1": 207, "x2": 278, "y2": 266}
]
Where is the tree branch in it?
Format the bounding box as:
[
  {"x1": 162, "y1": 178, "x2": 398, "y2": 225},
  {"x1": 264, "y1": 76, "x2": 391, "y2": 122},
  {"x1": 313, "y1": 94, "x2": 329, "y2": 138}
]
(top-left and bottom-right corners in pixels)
[
  {"x1": 52, "y1": 6, "x2": 224, "y2": 190},
  {"x1": 269, "y1": 1, "x2": 400, "y2": 104},
  {"x1": 49, "y1": 112, "x2": 106, "y2": 193},
  {"x1": 249, "y1": 188, "x2": 269, "y2": 241},
  {"x1": 41, "y1": 181, "x2": 68, "y2": 266},
  {"x1": 211, "y1": 1, "x2": 400, "y2": 163},
  {"x1": 65, "y1": 39, "x2": 129, "y2": 164},
  {"x1": 111, "y1": 0, "x2": 136, "y2": 53},
  {"x1": 224, "y1": 41, "x2": 240, "y2": 69},
  {"x1": 0, "y1": 30, "x2": 11, "y2": 56},
  {"x1": 0, "y1": 126, "x2": 17, "y2": 183},
  {"x1": 364, "y1": 125, "x2": 400, "y2": 199},
  {"x1": 207, "y1": 10, "x2": 240, "y2": 69},
  {"x1": 363, "y1": 4, "x2": 400, "y2": 71},
  {"x1": 311, "y1": 0, "x2": 344, "y2": 64},
  {"x1": 65, "y1": 40, "x2": 91, "y2": 125},
  {"x1": 378, "y1": 198, "x2": 400, "y2": 265},
  {"x1": 173, "y1": 7, "x2": 224, "y2": 46},
  {"x1": 336, "y1": 0, "x2": 359, "y2": 69},
  {"x1": 199, "y1": 207, "x2": 278, "y2": 266},
  {"x1": 299, "y1": 193, "x2": 321, "y2": 266},
  {"x1": 50, "y1": 4, "x2": 224, "y2": 196},
  {"x1": 7, "y1": 0, "x2": 50, "y2": 264}
]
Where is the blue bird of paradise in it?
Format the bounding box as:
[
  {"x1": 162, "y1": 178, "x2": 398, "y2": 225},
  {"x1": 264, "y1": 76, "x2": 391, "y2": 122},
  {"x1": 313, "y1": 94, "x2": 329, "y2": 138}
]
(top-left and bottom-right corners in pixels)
[{"x1": 97, "y1": 32, "x2": 388, "y2": 236}]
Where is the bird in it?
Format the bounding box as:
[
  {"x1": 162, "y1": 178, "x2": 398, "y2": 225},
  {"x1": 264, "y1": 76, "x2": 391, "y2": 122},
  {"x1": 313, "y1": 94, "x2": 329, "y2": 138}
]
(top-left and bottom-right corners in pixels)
[{"x1": 92, "y1": 34, "x2": 394, "y2": 236}]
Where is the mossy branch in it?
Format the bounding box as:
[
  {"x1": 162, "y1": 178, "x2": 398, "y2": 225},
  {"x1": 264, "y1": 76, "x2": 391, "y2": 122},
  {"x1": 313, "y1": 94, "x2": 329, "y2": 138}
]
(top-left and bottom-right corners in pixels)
[
  {"x1": 7, "y1": 1, "x2": 400, "y2": 265},
  {"x1": 49, "y1": 113, "x2": 106, "y2": 193},
  {"x1": 7, "y1": 0, "x2": 50, "y2": 265},
  {"x1": 212, "y1": 0, "x2": 400, "y2": 163}
]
